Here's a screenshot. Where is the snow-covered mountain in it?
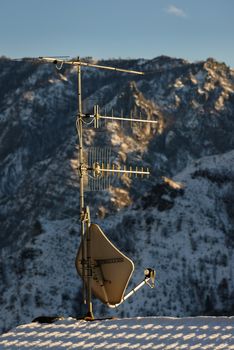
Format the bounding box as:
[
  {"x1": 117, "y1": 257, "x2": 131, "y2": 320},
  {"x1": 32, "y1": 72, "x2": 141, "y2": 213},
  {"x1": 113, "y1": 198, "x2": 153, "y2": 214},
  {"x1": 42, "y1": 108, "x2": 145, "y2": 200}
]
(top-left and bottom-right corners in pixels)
[{"x1": 0, "y1": 55, "x2": 234, "y2": 333}]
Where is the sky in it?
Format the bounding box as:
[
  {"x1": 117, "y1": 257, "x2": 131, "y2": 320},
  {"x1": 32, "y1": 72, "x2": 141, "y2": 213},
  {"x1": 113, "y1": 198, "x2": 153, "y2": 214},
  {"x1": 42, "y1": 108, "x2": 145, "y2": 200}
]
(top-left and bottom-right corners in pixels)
[{"x1": 0, "y1": 0, "x2": 233, "y2": 67}]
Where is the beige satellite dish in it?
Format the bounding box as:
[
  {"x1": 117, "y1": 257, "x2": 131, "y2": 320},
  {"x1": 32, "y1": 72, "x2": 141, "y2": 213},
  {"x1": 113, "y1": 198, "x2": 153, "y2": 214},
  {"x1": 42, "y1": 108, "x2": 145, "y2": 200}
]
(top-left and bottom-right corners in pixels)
[{"x1": 75, "y1": 223, "x2": 134, "y2": 306}]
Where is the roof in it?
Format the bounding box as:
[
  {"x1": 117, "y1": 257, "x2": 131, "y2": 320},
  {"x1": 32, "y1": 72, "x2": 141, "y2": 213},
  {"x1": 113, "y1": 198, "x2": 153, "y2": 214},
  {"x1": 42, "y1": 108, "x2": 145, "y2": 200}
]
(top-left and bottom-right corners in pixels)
[{"x1": 0, "y1": 316, "x2": 233, "y2": 349}]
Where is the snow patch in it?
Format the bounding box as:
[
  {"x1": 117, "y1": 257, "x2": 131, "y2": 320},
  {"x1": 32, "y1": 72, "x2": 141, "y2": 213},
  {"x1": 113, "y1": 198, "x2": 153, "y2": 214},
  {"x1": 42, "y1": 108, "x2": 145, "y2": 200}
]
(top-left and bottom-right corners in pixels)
[{"x1": 0, "y1": 317, "x2": 233, "y2": 349}]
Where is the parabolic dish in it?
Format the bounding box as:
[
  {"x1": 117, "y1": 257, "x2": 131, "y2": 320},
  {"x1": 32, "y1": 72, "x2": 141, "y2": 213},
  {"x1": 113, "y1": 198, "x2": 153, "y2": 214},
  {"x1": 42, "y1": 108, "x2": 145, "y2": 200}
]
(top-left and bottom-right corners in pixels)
[{"x1": 75, "y1": 223, "x2": 134, "y2": 306}]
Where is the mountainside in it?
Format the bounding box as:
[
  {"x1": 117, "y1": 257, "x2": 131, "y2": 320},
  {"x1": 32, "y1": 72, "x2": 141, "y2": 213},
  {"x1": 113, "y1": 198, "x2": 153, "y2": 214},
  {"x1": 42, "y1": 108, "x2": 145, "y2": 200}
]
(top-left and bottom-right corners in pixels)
[{"x1": 0, "y1": 55, "x2": 234, "y2": 333}]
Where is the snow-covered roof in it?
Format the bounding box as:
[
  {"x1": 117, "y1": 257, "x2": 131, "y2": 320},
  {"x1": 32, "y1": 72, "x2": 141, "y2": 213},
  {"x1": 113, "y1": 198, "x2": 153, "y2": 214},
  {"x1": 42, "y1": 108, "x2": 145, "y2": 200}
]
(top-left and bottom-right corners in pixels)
[{"x1": 0, "y1": 316, "x2": 233, "y2": 349}]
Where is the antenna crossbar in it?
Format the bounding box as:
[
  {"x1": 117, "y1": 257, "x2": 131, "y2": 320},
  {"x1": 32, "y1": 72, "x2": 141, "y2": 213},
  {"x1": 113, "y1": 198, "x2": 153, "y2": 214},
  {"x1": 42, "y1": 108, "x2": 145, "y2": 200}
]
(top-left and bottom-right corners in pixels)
[
  {"x1": 96, "y1": 167, "x2": 150, "y2": 176},
  {"x1": 39, "y1": 57, "x2": 144, "y2": 75},
  {"x1": 83, "y1": 105, "x2": 158, "y2": 127},
  {"x1": 78, "y1": 61, "x2": 144, "y2": 75},
  {"x1": 96, "y1": 114, "x2": 158, "y2": 124},
  {"x1": 91, "y1": 162, "x2": 150, "y2": 178}
]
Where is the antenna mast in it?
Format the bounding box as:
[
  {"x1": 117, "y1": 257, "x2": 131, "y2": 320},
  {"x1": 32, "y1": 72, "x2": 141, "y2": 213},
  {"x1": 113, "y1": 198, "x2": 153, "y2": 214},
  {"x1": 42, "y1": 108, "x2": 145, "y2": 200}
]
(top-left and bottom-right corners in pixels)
[
  {"x1": 39, "y1": 56, "x2": 157, "y2": 320},
  {"x1": 76, "y1": 61, "x2": 87, "y2": 312}
]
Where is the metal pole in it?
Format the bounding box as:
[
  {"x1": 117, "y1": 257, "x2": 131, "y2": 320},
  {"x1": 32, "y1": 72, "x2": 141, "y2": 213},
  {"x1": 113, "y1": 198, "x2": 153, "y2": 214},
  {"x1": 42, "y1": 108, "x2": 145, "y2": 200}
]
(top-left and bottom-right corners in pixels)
[
  {"x1": 107, "y1": 279, "x2": 150, "y2": 309},
  {"x1": 77, "y1": 64, "x2": 94, "y2": 319},
  {"x1": 77, "y1": 64, "x2": 86, "y2": 307},
  {"x1": 86, "y1": 209, "x2": 93, "y2": 319}
]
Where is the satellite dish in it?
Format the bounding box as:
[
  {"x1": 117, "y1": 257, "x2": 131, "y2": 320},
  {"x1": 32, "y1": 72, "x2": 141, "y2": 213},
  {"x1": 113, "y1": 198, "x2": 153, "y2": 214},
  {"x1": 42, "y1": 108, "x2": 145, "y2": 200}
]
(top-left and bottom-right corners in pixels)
[{"x1": 75, "y1": 223, "x2": 134, "y2": 305}]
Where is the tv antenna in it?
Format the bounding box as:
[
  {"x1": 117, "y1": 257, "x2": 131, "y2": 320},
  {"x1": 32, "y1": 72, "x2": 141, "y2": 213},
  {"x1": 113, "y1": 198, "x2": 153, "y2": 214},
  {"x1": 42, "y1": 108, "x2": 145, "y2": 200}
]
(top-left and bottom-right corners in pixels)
[{"x1": 39, "y1": 56, "x2": 157, "y2": 320}]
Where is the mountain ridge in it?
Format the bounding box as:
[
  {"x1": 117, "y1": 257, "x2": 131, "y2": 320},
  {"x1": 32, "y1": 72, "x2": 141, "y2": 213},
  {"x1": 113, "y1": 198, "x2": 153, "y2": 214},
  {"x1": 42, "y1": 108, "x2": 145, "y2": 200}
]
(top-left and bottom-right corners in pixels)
[{"x1": 0, "y1": 55, "x2": 233, "y2": 333}]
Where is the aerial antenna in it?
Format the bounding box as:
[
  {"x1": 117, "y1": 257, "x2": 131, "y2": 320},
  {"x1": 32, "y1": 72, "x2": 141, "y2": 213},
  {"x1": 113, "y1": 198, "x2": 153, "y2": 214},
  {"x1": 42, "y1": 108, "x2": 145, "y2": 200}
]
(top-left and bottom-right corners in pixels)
[{"x1": 39, "y1": 56, "x2": 157, "y2": 320}]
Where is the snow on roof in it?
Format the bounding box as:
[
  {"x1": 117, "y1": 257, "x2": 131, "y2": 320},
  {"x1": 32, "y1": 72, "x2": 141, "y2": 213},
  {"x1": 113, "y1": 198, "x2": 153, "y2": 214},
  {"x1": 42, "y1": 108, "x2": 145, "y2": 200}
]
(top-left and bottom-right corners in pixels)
[{"x1": 0, "y1": 316, "x2": 233, "y2": 349}]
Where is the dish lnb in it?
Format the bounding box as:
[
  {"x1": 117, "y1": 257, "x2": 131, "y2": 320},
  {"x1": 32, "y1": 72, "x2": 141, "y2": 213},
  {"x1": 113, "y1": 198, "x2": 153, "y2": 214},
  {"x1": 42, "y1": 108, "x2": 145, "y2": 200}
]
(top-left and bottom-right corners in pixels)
[{"x1": 144, "y1": 268, "x2": 156, "y2": 288}]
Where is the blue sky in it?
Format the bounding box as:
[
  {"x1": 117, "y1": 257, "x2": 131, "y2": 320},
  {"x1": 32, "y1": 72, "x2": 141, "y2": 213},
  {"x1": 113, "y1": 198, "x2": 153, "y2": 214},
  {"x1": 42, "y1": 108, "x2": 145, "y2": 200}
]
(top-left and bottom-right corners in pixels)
[{"x1": 0, "y1": 0, "x2": 233, "y2": 67}]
